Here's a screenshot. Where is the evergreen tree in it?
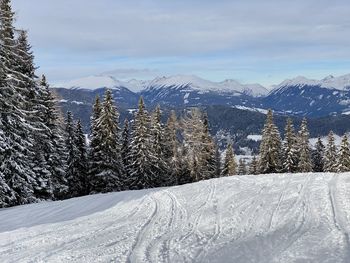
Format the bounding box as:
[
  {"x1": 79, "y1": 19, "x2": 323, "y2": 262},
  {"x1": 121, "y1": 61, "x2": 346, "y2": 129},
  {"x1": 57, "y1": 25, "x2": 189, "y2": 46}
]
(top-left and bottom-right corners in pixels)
[
  {"x1": 238, "y1": 159, "x2": 247, "y2": 175},
  {"x1": 324, "y1": 131, "x2": 338, "y2": 172},
  {"x1": 282, "y1": 118, "x2": 298, "y2": 173},
  {"x1": 0, "y1": 0, "x2": 37, "y2": 205},
  {"x1": 90, "y1": 90, "x2": 124, "y2": 192},
  {"x1": 221, "y1": 143, "x2": 236, "y2": 176},
  {"x1": 150, "y1": 106, "x2": 169, "y2": 186},
  {"x1": 258, "y1": 110, "x2": 282, "y2": 174},
  {"x1": 201, "y1": 114, "x2": 218, "y2": 179},
  {"x1": 88, "y1": 95, "x2": 103, "y2": 190},
  {"x1": 297, "y1": 118, "x2": 312, "y2": 173},
  {"x1": 72, "y1": 120, "x2": 89, "y2": 196},
  {"x1": 39, "y1": 75, "x2": 68, "y2": 199},
  {"x1": 127, "y1": 97, "x2": 159, "y2": 189},
  {"x1": 214, "y1": 145, "x2": 221, "y2": 177},
  {"x1": 337, "y1": 135, "x2": 350, "y2": 172},
  {"x1": 249, "y1": 156, "x2": 258, "y2": 175},
  {"x1": 121, "y1": 118, "x2": 131, "y2": 174},
  {"x1": 65, "y1": 111, "x2": 77, "y2": 197},
  {"x1": 311, "y1": 137, "x2": 325, "y2": 172},
  {"x1": 17, "y1": 32, "x2": 53, "y2": 200}
]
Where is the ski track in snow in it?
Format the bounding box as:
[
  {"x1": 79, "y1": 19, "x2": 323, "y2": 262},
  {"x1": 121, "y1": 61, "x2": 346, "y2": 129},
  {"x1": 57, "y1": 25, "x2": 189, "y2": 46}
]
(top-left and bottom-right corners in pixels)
[{"x1": 1, "y1": 173, "x2": 350, "y2": 263}]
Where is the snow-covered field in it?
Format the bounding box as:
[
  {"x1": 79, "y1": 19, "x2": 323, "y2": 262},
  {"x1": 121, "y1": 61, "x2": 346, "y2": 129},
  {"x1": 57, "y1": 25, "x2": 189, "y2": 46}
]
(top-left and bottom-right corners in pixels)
[{"x1": 1, "y1": 173, "x2": 350, "y2": 263}]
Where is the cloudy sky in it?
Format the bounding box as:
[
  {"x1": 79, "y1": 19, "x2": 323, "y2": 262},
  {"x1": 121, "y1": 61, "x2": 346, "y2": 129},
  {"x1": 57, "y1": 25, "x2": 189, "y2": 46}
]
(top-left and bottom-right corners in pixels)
[{"x1": 12, "y1": 0, "x2": 350, "y2": 87}]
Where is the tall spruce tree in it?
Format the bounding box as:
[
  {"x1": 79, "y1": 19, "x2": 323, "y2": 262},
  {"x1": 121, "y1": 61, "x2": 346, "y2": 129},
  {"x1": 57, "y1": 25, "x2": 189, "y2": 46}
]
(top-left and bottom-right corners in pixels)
[
  {"x1": 121, "y1": 118, "x2": 131, "y2": 174},
  {"x1": 324, "y1": 131, "x2": 338, "y2": 172},
  {"x1": 65, "y1": 111, "x2": 77, "y2": 197},
  {"x1": 312, "y1": 137, "x2": 325, "y2": 172},
  {"x1": 150, "y1": 106, "x2": 169, "y2": 186},
  {"x1": 72, "y1": 120, "x2": 89, "y2": 196},
  {"x1": 0, "y1": 0, "x2": 37, "y2": 205},
  {"x1": 258, "y1": 110, "x2": 282, "y2": 174},
  {"x1": 90, "y1": 90, "x2": 124, "y2": 192},
  {"x1": 282, "y1": 118, "x2": 298, "y2": 173},
  {"x1": 201, "y1": 114, "x2": 218, "y2": 179},
  {"x1": 297, "y1": 118, "x2": 312, "y2": 172},
  {"x1": 128, "y1": 97, "x2": 159, "y2": 189},
  {"x1": 337, "y1": 135, "x2": 350, "y2": 172},
  {"x1": 88, "y1": 95, "x2": 103, "y2": 190},
  {"x1": 221, "y1": 143, "x2": 237, "y2": 176},
  {"x1": 39, "y1": 75, "x2": 68, "y2": 199}
]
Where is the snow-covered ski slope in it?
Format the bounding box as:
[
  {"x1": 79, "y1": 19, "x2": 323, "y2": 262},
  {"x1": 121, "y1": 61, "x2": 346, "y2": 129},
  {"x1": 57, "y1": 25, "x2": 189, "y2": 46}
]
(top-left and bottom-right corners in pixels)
[{"x1": 1, "y1": 173, "x2": 350, "y2": 263}]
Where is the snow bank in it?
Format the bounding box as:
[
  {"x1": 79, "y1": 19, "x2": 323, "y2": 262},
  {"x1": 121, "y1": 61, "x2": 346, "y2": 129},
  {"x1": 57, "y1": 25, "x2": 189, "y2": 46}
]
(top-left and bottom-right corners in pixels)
[{"x1": 1, "y1": 173, "x2": 350, "y2": 262}]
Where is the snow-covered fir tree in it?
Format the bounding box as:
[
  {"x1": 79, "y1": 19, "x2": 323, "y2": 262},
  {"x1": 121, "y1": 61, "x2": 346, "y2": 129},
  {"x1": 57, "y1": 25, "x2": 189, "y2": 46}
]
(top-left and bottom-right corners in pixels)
[
  {"x1": 297, "y1": 118, "x2": 312, "y2": 173},
  {"x1": 312, "y1": 137, "x2": 325, "y2": 172},
  {"x1": 324, "y1": 131, "x2": 338, "y2": 172},
  {"x1": 337, "y1": 134, "x2": 350, "y2": 172},
  {"x1": 282, "y1": 118, "x2": 299, "y2": 173},
  {"x1": 238, "y1": 159, "x2": 247, "y2": 175},
  {"x1": 249, "y1": 156, "x2": 258, "y2": 175},
  {"x1": 150, "y1": 106, "x2": 169, "y2": 186},
  {"x1": 121, "y1": 118, "x2": 131, "y2": 174},
  {"x1": 127, "y1": 97, "x2": 159, "y2": 189},
  {"x1": 0, "y1": 0, "x2": 38, "y2": 205},
  {"x1": 65, "y1": 111, "x2": 77, "y2": 197},
  {"x1": 258, "y1": 110, "x2": 282, "y2": 174},
  {"x1": 90, "y1": 90, "x2": 124, "y2": 193},
  {"x1": 88, "y1": 95, "x2": 103, "y2": 189},
  {"x1": 201, "y1": 114, "x2": 218, "y2": 179},
  {"x1": 39, "y1": 75, "x2": 68, "y2": 199},
  {"x1": 221, "y1": 142, "x2": 236, "y2": 176}
]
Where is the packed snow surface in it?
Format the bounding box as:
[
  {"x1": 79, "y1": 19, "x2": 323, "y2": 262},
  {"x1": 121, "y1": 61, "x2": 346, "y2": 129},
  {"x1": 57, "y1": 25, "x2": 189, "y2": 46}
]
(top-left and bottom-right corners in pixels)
[{"x1": 1, "y1": 173, "x2": 350, "y2": 262}]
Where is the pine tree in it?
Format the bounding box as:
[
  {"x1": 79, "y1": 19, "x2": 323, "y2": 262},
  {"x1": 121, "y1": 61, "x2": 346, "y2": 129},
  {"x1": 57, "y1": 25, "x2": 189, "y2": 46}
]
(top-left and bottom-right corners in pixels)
[
  {"x1": 297, "y1": 118, "x2": 312, "y2": 173},
  {"x1": 127, "y1": 97, "x2": 159, "y2": 189},
  {"x1": 282, "y1": 118, "x2": 299, "y2": 173},
  {"x1": 312, "y1": 137, "x2": 325, "y2": 172},
  {"x1": 201, "y1": 114, "x2": 218, "y2": 179},
  {"x1": 90, "y1": 90, "x2": 124, "y2": 193},
  {"x1": 65, "y1": 111, "x2": 77, "y2": 197},
  {"x1": 258, "y1": 110, "x2": 282, "y2": 174},
  {"x1": 0, "y1": 0, "x2": 37, "y2": 205},
  {"x1": 221, "y1": 143, "x2": 236, "y2": 176},
  {"x1": 238, "y1": 159, "x2": 247, "y2": 175},
  {"x1": 214, "y1": 145, "x2": 221, "y2": 177},
  {"x1": 72, "y1": 120, "x2": 89, "y2": 195},
  {"x1": 121, "y1": 118, "x2": 131, "y2": 174},
  {"x1": 324, "y1": 131, "x2": 338, "y2": 172},
  {"x1": 17, "y1": 31, "x2": 54, "y2": 200},
  {"x1": 150, "y1": 106, "x2": 169, "y2": 186},
  {"x1": 249, "y1": 156, "x2": 258, "y2": 175},
  {"x1": 39, "y1": 75, "x2": 68, "y2": 199},
  {"x1": 88, "y1": 95, "x2": 103, "y2": 190},
  {"x1": 337, "y1": 135, "x2": 350, "y2": 172}
]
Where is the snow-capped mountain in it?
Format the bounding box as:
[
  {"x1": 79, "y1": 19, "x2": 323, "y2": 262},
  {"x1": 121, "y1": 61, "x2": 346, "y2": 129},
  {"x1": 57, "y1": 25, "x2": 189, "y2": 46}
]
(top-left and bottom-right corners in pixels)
[
  {"x1": 57, "y1": 75, "x2": 148, "y2": 92},
  {"x1": 264, "y1": 74, "x2": 350, "y2": 116},
  {"x1": 273, "y1": 74, "x2": 350, "y2": 93},
  {"x1": 144, "y1": 75, "x2": 268, "y2": 97},
  {"x1": 56, "y1": 74, "x2": 269, "y2": 97},
  {"x1": 54, "y1": 73, "x2": 350, "y2": 117}
]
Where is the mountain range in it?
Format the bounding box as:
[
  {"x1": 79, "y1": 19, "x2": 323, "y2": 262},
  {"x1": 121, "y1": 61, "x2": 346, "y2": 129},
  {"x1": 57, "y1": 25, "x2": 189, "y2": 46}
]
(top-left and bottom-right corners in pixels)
[{"x1": 53, "y1": 73, "x2": 350, "y2": 153}]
